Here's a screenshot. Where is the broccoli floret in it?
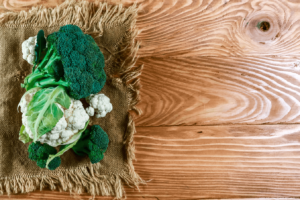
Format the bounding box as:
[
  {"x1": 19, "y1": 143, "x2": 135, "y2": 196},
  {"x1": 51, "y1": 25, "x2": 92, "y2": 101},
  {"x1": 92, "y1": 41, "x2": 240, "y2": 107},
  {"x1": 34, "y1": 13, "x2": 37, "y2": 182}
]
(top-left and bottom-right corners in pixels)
[
  {"x1": 36, "y1": 144, "x2": 57, "y2": 159},
  {"x1": 28, "y1": 142, "x2": 60, "y2": 170},
  {"x1": 28, "y1": 142, "x2": 41, "y2": 161},
  {"x1": 22, "y1": 24, "x2": 106, "y2": 100},
  {"x1": 47, "y1": 157, "x2": 61, "y2": 170},
  {"x1": 72, "y1": 125, "x2": 109, "y2": 164},
  {"x1": 36, "y1": 159, "x2": 47, "y2": 168}
]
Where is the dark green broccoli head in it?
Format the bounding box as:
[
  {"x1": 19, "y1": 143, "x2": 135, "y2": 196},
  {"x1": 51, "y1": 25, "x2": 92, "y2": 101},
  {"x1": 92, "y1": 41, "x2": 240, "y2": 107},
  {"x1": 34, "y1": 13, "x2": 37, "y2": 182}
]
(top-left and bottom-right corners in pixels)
[
  {"x1": 28, "y1": 142, "x2": 60, "y2": 170},
  {"x1": 36, "y1": 144, "x2": 57, "y2": 160},
  {"x1": 28, "y1": 142, "x2": 41, "y2": 161},
  {"x1": 23, "y1": 24, "x2": 106, "y2": 100},
  {"x1": 89, "y1": 151, "x2": 104, "y2": 164},
  {"x1": 47, "y1": 157, "x2": 61, "y2": 170},
  {"x1": 48, "y1": 25, "x2": 106, "y2": 99},
  {"x1": 90, "y1": 125, "x2": 109, "y2": 153},
  {"x1": 72, "y1": 125, "x2": 109, "y2": 164},
  {"x1": 36, "y1": 159, "x2": 47, "y2": 168},
  {"x1": 36, "y1": 157, "x2": 61, "y2": 170}
]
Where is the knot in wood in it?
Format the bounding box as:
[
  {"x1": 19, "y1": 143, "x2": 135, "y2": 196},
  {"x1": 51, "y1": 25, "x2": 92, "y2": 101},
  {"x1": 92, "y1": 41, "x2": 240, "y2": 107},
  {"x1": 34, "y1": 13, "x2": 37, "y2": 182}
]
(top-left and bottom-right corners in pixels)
[{"x1": 257, "y1": 21, "x2": 270, "y2": 32}]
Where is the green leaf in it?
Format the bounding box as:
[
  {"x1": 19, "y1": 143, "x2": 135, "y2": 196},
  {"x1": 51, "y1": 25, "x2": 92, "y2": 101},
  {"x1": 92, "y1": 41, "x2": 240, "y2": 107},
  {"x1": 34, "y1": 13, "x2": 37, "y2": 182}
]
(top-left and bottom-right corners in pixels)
[
  {"x1": 46, "y1": 120, "x2": 89, "y2": 169},
  {"x1": 19, "y1": 125, "x2": 33, "y2": 144},
  {"x1": 33, "y1": 30, "x2": 47, "y2": 72},
  {"x1": 27, "y1": 86, "x2": 71, "y2": 142}
]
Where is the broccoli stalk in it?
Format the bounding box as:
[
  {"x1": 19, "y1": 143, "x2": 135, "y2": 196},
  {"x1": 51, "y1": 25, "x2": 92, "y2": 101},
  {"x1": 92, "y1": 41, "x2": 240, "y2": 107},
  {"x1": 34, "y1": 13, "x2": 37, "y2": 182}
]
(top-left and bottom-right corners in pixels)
[
  {"x1": 23, "y1": 44, "x2": 64, "y2": 91},
  {"x1": 37, "y1": 44, "x2": 61, "y2": 71},
  {"x1": 72, "y1": 125, "x2": 109, "y2": 164}
]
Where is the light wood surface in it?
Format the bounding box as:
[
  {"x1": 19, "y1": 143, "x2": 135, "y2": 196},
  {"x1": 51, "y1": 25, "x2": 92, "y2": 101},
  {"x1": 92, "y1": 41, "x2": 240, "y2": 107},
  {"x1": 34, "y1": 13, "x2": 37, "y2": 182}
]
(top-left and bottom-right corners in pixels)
[
  {"x1": 1, "y1": 0, "x2": 300, "y2": 199},
  {"x1": 135, "y1": 56, "x2": 300, "y2": 126},
  {"x1": 5, "y1": 125, "x2": 300, "y2": 199},
  {"x1": 136, "y1": 0, "x2": 300, "y2": 57}
]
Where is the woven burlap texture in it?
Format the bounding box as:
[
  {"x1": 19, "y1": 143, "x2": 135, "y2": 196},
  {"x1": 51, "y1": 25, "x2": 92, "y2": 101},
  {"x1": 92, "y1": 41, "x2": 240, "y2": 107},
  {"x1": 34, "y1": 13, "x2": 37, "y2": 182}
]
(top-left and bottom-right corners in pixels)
[{"x1": 0, "y1": 0, "x2": 144, "y2": 198}]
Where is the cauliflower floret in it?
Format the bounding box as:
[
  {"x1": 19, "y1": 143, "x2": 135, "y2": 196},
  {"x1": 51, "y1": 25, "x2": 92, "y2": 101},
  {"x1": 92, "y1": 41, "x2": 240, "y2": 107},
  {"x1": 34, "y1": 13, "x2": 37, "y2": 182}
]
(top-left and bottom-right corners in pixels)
[
  {"x1": 20, "y1": 91, "x2": 90, "y2": 147},
  {"x1": 85, "y1": 93, "x2": 113, "y2": 118},
  {"x1": 49, "y1": 133, "x2": 60, "y2": 140},
  {"x1": 22, "y1": 35, "x2": 47, "y2": 65},
  {"x1": 65, "y1": 100, "x2": 90, "y2": 131},
  {"x1": 61, "y1": 130, "x2": 74, "y2": 141},
  {"x1": 22, "y1": 36, "x2": 37, "y2": 65},
  {"x1": 85, "y1": 107, "x2": 94, "y2": 116}
]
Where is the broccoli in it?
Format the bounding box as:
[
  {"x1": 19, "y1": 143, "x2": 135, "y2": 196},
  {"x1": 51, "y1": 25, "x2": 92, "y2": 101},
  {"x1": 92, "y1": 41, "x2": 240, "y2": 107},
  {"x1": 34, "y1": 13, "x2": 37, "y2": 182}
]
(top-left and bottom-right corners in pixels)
[
  {"x1": 47, "y1": 157, "x2": 61, "y2": 170},
  {"x1": 28, "y1": 142, "x2": 61, "y2": 170},
  {"x1": 72, "y1": 125, "x2": 109, "y2": 164},
  {"x1": 22, "y1": 24, "x2": 106, "y2": 100}
]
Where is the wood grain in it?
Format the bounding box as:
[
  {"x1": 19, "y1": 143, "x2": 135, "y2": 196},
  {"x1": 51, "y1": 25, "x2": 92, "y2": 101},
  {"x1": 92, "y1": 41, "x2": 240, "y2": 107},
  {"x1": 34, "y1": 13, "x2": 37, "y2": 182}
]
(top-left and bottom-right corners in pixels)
[
  {"x1": 135, "y1": 56, "x2": 300, "y2": 126},
  {"x1": 120, "y1": 125, "x2": 300, "y2": 198},
  {"x1": 4, "y1": 125, "x2": 300, "y2": 199},
  {"x1": 136, "y1": 0, "x2": 300, "y2": 57}
]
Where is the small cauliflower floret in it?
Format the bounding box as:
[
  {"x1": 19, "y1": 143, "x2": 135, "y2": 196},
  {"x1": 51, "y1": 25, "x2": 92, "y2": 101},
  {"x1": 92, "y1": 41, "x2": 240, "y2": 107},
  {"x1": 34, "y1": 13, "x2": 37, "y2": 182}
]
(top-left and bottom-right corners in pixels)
[
  {"x1": 19, "y1": 90, "x2": 90, "y2": 147},
  {"x1": 85, "y1": 94, "x2": 113, "y2": 118},
  {"x1": 61, "y1": 130, "x2": 74, "y2": 142},
  {"x1": 22, "y1": 35, "x2": 47, "y2": 65},
  {"x1": 40, "y1": 134, "x2": 47, "y2": 140},
  {"x1": 85, "y1": 107, "x2": 94, "y2": 117},
  {"x1": 22, "y1": 36, "x2": 37, "y2": 65},
  {"x1": 66, "y1": 100, "x2": 90, "y2": 130},
  {"x1": 49, "y1": 133, "x2": 60, "y2": 140}
]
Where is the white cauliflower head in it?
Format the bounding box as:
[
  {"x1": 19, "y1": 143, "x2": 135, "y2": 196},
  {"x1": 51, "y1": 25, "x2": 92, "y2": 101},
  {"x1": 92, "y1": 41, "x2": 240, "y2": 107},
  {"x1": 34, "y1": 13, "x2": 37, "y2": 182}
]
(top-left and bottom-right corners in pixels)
[
  {"x1": 19, "y1": 91, "x2": 90, "y2": 147},
  {"x1": 22, "y1": 36, "x2": 37, "y2": 65},
  {"x1": 85, "y1": 93, "x2": 113, "y2": 118}
]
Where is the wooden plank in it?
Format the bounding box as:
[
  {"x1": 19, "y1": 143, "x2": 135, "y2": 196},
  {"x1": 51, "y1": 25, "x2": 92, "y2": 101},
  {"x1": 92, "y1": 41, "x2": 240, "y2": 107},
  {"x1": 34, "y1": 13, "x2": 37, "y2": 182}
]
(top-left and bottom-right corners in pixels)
[
  {"x1": 3, "y1": 0, "x2": 300, "y2": 57},
  {"x1": 129, "y1": 125, "x2": 300, "y2": 199},
  {"x1": 136, "y1": 0, "x2": 300, "y2": 57},
  {"x1": 135, "y1": 56, "x2": 300, "y2": 126},
  {"x1": 3, "y1": 125, "x2": 300, "y2": 199}
]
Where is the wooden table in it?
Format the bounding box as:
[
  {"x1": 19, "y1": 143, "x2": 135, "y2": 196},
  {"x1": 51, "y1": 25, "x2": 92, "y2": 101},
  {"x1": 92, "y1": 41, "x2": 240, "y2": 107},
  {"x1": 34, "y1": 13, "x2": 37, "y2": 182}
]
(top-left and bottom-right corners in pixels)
[{"x1": 1, "y1": 0, "x2": 300, "y2": 199}]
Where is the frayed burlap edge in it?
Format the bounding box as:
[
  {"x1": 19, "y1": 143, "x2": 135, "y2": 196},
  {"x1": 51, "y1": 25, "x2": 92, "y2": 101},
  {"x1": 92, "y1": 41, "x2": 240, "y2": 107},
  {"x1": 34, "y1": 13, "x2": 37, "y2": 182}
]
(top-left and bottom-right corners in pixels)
[{"x1": 0, "y1": 0, "x2": 145, "y2": 199}]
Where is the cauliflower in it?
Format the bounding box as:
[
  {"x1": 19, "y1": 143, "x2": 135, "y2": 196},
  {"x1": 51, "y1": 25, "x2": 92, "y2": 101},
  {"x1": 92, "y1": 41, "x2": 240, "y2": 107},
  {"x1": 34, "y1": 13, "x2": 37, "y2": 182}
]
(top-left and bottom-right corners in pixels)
[
  {"x1": 19, "y1": 91, "x2": 90, "y2": 147},
  {"x1": 22, "y1": 36, "x2": 37, "y2": 65},
  {"x1": 22, "y1": 35, "x2": 47, "y2": 65},
  {"x1": 86, "y1": 93, "x2": 113, "y2": 118}
]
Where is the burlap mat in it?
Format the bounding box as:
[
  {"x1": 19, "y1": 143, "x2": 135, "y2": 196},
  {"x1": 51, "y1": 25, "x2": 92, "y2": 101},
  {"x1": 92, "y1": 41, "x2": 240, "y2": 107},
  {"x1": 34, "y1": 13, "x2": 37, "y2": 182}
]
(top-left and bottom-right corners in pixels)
[{"x1": 0, "y1": 0, "x2": 143, "y2": 198}]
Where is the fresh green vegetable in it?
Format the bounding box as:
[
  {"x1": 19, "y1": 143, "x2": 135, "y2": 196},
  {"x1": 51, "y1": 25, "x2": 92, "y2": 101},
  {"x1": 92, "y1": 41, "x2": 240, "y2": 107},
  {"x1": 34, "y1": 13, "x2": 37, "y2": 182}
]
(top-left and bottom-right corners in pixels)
[
  {"x1": 46, "y1": 120, "x2": 89, "y2": 169},
  {"x1": 19, "y1": 125, "x2": 33, "y2": 144},
  {"x1": 72, "y1": 125, "x2": 109, "y2": 164},
  {"x1": 28, "y1": 142, "x2": 61, "y2": 170},
  {"x1": 26, "y1": 86, "x2": 71, "y2": 142},
  {"x1": 22, "y1": 24, "x2": 106, "y2": 100},
  {"x1": 33, "y1": 30, "x2": 47, "y2": 72},
  {"x1": 47, "y1": 157, "x2": 61, "y2": 170}
]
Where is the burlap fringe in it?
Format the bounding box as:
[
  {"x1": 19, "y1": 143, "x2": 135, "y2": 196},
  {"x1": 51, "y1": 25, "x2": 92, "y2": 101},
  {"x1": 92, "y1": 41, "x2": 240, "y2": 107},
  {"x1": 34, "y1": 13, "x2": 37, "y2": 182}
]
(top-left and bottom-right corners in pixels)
[
  {"x1": 0, "y1": 165, "x2": 132, "y2": 198},
  {"x1": 0, "y1": 0, "x2": 144, "y2": 199}
]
